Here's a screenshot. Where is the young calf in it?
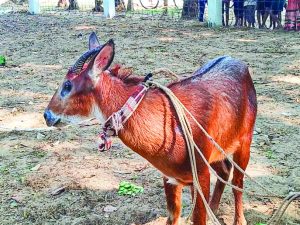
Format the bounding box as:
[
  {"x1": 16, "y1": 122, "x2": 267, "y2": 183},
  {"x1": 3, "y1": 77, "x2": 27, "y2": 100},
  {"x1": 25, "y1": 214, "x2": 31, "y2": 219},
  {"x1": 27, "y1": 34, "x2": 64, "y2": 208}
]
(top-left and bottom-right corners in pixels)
[{"x1": 44, "y1": 33, "x2": 257, "y2": 225}]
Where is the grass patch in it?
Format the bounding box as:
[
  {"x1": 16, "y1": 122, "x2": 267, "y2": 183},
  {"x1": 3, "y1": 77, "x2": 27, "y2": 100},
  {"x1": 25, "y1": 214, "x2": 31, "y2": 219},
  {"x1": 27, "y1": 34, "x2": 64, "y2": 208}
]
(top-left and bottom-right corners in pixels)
[{"x1": 265, "y1": 148, "x2": 274, "y2": 159}]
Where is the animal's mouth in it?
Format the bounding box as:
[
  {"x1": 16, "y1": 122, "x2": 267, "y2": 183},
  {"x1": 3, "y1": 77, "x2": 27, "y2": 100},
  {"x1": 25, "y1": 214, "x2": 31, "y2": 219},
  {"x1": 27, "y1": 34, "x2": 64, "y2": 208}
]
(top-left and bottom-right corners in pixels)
[
  {"x1": 45, "y1": 117, "x2": 61, "y2": 127},
  {"x1": 44, "y1": 109, "x2": 63, "y2": 127},
  {"x1": 52, "y1": 118, "x2": 62, "y2": 127}
]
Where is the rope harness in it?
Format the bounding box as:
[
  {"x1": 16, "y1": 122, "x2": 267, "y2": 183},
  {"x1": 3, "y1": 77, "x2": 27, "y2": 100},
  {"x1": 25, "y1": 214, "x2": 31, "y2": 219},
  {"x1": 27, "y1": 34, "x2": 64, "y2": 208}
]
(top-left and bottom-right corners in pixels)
[
  {"x1": 98, "y1": 74, "x2": 152, "y2": 152},
  {"x1": 97, "y1": 74, "x2": 299, "y2": 225}
]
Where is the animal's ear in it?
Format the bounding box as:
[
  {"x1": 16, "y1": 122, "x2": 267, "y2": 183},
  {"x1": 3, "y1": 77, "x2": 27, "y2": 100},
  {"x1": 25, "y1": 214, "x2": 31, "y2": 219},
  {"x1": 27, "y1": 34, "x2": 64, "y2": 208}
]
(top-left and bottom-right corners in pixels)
[
  {"x1": 89, "y1": 39, "x2": 115, "y2": 77},
  {"x1": 89, "y1": 32, "x2": 100, "y2": 50}
]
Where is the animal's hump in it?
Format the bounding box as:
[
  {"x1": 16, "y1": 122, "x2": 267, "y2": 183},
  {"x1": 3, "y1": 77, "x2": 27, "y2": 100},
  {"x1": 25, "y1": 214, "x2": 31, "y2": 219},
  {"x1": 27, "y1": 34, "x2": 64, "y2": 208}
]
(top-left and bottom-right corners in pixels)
[{"x1": 192, "y1": 56, "x2": 229, "y2": 78}]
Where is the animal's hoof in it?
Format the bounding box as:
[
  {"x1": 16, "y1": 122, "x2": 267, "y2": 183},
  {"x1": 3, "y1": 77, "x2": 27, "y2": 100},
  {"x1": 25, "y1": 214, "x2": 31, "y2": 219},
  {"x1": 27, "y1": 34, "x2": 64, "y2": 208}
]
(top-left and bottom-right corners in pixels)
[{"x1": 233, "y1": 216, "x2": 247, "y2": 225}]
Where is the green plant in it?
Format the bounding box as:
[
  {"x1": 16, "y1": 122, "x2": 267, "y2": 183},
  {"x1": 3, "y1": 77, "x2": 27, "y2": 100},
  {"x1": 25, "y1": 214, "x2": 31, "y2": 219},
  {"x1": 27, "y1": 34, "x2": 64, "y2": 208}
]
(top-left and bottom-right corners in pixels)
[
  {"x1": 0, "y1": 55, "x2": 6, "y2": 66},
  {"x1": 266, "y1": 148, "x2": 274, "y2": 159},
  {"x1": 117, "y1": 181, "x2": 144, "y2": 196}
]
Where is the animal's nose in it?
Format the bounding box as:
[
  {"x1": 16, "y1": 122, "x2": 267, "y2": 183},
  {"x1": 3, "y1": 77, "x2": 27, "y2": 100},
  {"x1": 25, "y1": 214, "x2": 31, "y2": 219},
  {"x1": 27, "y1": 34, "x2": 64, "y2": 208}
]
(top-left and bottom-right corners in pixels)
[
  {"x1": 43, "y1": 109, "x2": 60, "y2": 127},
  {"x1": 44, "y1": 110, "x2": 51, "y2": 122}
]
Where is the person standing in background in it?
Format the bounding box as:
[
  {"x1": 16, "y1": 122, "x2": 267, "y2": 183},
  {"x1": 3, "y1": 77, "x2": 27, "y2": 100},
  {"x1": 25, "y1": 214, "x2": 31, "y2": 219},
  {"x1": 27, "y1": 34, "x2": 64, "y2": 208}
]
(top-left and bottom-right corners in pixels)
[
  {"x1": 234, "y1": 0, "x2": 245, "y2": 26},
  {"x1": 278, "y1": 0, "x2": 287, "y2": 25},
  {"x1": 198, "y1": 0, "x2": 207, "y2": 22},
  {"x1": 284, "y1": 0, "x2": 300, "y2": 30},
  {"x1": 269, "y1": 0, "x2": 284, "y2": 29},
  {"x1": 244, "y1": 0, "x2": 257, "y2": 27},
  {"x1": 262, "y1": 0, "x2": 273, "y2": 28},
  {"x1": 223, "y1": 0, "x2": 230, "y2": 26},
  {"x1": 257, "y1": 0, "x2": 266, "y2": 28}
]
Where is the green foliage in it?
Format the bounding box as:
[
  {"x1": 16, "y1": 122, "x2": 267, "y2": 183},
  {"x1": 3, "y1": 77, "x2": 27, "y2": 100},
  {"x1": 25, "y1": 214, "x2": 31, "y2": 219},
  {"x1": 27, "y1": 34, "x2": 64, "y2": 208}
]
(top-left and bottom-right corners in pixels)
[
  {"x1": 0, "y1": 55, "x2": 6, "y2": 66},
  {"x1": 266, "y1": 148, "x2": 274, "y2": 159},
  {"x1": 117, "y1": 181, "x2": 144, "y2": 196}
]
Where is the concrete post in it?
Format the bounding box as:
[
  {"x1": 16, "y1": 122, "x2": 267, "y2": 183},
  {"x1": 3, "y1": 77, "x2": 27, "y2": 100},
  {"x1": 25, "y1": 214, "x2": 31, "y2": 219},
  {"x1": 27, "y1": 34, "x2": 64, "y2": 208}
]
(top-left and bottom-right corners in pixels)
[
  {"x1": 103, "y1": 0, "x2": 115, "y2": 18},
  {"x1": 28, "y1": 0, "x2": 40, "y2": 14},
  {"x1": 207, "y1": 0, "x2": 222, "y2": 27}
]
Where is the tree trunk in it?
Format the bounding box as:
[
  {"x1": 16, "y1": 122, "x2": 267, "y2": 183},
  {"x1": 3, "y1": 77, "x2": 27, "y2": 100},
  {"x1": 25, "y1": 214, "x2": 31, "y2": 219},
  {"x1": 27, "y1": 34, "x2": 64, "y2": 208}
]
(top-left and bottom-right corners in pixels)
[
  {"x1": 182, "y1": 0, "x2": 198, "y2": 19},
  {"x1": 127, "y1": 0, "x2": 133, "y2": 11},
  {"x1": 68, "y1": 0, "x2": 79, "y2": 10},
  {"x1": 163, "y1": 0, "x2": 168, "y2": 13}
]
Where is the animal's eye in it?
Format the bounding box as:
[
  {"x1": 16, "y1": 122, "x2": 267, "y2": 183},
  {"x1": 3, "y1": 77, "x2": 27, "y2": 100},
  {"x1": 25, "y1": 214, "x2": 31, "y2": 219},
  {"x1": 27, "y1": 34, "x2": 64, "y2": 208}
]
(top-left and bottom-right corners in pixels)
[{"x1": 61, "y1": 80, "x2": 72, "y2": 97}]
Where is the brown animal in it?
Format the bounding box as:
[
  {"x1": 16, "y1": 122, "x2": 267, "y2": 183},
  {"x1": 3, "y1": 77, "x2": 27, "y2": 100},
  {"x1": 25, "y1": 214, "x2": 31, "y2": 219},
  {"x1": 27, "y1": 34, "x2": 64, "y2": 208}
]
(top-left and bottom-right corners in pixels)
[{"x1": 44, "y1": 33, "x2": 257, "y2": 225}]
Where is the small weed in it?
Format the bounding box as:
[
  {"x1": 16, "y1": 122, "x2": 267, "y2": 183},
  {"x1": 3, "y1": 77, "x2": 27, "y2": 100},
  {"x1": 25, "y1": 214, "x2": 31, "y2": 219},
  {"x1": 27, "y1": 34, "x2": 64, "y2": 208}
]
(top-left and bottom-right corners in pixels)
[
  {"x1": 31, "y1": 150, "x2": 47, "y2": 159},
  {"x1": 9, "y1": 200, "x2": 18, "y2": 208},
  {"x1": 266, "y1": 148, "x2": 274, "y2": 159}
]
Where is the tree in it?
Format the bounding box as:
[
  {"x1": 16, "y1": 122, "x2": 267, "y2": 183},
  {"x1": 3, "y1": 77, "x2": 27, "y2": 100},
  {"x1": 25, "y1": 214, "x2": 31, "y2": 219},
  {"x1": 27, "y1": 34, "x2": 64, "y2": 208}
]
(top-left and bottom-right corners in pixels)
[
  {"x1": 127, "y1": 0, "x2": 133, "y2": 11},
  {"x1": 182, "y1": 0, "x2": 198, "y2": 19}
]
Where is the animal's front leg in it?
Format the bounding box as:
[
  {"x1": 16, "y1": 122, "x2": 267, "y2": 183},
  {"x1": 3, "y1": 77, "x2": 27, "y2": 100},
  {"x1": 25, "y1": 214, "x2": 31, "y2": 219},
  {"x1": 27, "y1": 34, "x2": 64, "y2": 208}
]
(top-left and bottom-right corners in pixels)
[{"x1": 163, "y1": 176, "x2": 183, "y2": 225}]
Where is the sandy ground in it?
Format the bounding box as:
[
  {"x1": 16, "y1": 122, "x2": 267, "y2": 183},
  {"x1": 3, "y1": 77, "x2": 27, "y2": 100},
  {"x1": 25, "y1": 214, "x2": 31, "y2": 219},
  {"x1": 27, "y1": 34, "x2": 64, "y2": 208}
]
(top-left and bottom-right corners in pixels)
[{"x1": 0, "y1": 11, "x2": 299, "y2": 225}]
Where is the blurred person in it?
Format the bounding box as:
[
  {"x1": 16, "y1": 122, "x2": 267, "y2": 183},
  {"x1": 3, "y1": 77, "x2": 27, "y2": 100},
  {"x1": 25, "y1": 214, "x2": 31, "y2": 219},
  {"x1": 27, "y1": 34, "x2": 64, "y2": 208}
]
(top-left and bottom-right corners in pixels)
[
  {"x1": 269, "y1": 0, "x2": 285, "y2": 28},
  {"x1": 284, "y1": 0, "x2": 300, "y2": 30},
  {"x1": 199, "y1": 0, "x2": 207, "y2": 22},
  {"x1": 223, "y1": 0, "x2": 230, "y2": 26},
  {"x1": 244, "y1": 0, "x2": 257, "y2": 27},
  {"x1": 262, "y1": 0, "x2": 273, "y2": 28},
  {"x1": 234, "y1": 0, "x2": 245, "y2": 26},
  {"x1": 278, "y1": 0, "x2": 287, "y2": 24},
  {"x1": 257, "y1": 0, "x2": 267, "y2": 28}
]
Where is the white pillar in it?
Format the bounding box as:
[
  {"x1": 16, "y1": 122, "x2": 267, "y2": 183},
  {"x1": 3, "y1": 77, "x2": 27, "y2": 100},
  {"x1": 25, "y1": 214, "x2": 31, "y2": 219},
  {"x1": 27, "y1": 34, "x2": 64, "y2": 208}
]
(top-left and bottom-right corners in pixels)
[
  {"x1": 207, "y1": 0, "x2": 222, "y2": 27},
  {"x1": 103, "y1": 0, "x2": 115, "y2": 18},
  {"x1": 28, "y1": 0, "x2": 40, "y2": 14}
]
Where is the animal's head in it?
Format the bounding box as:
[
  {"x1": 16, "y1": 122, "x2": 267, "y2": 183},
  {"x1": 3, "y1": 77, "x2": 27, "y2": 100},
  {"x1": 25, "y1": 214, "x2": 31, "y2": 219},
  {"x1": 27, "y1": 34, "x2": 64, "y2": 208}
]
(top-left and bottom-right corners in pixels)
[{"x1": 44, "y1": 32, "x2": 115, "y2": 127}]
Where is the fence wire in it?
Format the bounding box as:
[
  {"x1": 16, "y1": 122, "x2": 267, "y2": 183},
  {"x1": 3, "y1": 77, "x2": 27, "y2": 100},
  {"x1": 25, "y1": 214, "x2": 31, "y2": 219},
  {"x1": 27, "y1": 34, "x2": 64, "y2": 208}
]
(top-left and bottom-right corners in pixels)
[{"x1": 0, "y1": 0, "x2": 294, "y2": 30}]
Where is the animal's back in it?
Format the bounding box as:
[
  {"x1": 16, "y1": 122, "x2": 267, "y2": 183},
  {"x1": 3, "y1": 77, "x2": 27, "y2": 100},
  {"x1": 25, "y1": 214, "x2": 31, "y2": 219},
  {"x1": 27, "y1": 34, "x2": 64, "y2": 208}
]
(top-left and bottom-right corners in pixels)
[{"x1": 169, "y1": 56, "x2": 257, "y2": 163}]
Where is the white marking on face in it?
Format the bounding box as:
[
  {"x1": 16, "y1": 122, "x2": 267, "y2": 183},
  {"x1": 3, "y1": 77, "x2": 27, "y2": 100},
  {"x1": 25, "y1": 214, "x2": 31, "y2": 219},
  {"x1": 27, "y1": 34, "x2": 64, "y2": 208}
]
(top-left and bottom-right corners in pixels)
[
  {"x1": 88, "y1": 67, "x2": 100, "y2": 80},
  {"x1": 60, "y1": 114, "x2": 89, "y2": 125},
  {"x1": 91, "y1": 103, "x2": 106, "y2": 124}
]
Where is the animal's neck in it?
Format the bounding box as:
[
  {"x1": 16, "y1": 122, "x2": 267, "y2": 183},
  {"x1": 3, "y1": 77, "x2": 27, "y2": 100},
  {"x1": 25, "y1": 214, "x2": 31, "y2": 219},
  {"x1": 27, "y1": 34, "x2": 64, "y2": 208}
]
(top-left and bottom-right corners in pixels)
[{"x1": 93, "y1": 71, "x2": 138, "y2": 120}]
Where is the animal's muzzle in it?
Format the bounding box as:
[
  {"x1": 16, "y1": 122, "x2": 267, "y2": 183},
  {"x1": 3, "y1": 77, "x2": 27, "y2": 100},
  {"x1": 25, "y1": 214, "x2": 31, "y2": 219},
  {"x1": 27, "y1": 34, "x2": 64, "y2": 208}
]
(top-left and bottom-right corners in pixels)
[{"x1": 44, "y1": 109, "x2": 61, "y2": 127}]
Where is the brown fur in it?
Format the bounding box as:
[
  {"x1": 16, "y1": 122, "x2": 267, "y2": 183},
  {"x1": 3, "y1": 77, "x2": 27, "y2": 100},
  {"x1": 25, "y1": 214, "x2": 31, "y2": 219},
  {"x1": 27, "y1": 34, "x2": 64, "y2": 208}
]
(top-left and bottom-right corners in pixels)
[{"x1": 45, "y1": 42, "x2": 257, "y2": 225}]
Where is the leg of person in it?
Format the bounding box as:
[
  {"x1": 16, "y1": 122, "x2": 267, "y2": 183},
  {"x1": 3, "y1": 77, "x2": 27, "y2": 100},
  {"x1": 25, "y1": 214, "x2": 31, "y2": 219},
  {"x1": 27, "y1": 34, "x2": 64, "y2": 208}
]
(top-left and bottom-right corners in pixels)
[
  {"x1": 225, "y1": 1, "x2": 230, "y2": 26},
  {"x1": 262, "y1": 9, "x2": 270, "y2": 27},
  {"x1": 251, "y1": 5, "x2": 256, "y2": 27},
  {"x1": 198, "y1": 0, "x2": 206, "y2": 22},
  {"x1": 222, "y1": 1, "x2": 225, "y2": 26},
  {"x1": 257, "y1": 10, "x2": 262, "y2": 27},
  {"x1": 256, "y1": 0, "x2": 264, "y2": 28},
  {"x1": 234, "y1": 1, "x2": 239, "y2": 26},
  {"x1": 262, "y1": 0, "x2": 269, "y2": 27},
  {"x1": 296, "y1": 2, "x2": 300, "y2": 31}
]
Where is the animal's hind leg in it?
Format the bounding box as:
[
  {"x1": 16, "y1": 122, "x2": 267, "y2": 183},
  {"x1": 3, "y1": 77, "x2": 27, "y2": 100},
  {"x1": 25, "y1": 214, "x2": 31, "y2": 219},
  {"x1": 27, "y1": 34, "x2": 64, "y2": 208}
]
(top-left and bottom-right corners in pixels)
[
  {"x1": 209, "y1": 159, "x2": 232, "y2": 213},
  {"x1": 163, "y1": 177, "x2": 183, "y2": 225},
  {"x1": 232, "y1": 140, "x2": 251, "y2": 225}
]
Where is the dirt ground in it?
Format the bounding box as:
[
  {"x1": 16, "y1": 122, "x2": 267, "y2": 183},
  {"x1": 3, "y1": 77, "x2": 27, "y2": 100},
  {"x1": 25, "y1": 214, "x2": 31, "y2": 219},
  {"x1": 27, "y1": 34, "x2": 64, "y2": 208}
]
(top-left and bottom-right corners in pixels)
[{"x1": 0, "y1": 11, "x2": 299, "y2": 225}]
